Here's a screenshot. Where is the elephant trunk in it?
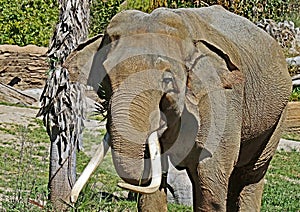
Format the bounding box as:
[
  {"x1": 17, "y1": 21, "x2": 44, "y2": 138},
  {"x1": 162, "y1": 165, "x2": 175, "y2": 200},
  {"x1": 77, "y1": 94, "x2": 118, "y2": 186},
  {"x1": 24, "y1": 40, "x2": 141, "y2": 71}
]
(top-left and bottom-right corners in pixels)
[
  {"x1": 108, "y1": 87, "x2": 163, "y2": 189},
  {"x1": 117, "y1": 131, "x2": 162, "y2": 194}
]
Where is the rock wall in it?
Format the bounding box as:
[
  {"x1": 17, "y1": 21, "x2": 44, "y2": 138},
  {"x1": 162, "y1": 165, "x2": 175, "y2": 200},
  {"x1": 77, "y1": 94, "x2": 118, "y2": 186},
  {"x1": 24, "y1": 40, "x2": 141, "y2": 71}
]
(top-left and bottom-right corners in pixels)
[
  {"x1": 257, "y1": 19, "x2": 300, "y2": 77},
  {"x1": 0, "y1": 45, "x2": 48, "y2": 90},
  {"x1": 284, "y1": 102, "x2": 300, "y2": 136},
  {"x1": 257, "y1": 19, "x2": 300, "y2": 55}
]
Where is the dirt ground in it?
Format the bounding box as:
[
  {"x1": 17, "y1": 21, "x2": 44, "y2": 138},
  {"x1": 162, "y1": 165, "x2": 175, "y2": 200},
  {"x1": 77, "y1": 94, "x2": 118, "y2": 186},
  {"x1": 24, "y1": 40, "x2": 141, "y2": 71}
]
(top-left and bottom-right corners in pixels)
[{"x1": 0, "y1": 103, "x2": 106, "y2": 158}]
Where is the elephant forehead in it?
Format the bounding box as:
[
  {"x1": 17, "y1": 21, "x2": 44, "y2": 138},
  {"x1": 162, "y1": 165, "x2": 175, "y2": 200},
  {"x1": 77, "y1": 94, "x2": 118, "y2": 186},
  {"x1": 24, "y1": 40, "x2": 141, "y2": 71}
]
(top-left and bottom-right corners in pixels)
[
  {"x1": 103, "y1": 33, "x2": 186, "y2": 72},
  {"x1": 107, "y1": 8, "x2": 187, "y2": 39}
]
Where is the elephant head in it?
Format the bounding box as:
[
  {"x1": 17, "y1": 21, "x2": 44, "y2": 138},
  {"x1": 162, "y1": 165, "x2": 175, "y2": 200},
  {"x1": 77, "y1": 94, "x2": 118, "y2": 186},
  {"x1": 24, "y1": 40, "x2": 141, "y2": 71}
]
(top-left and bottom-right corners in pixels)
[
  {"x1": 100, "y1": 10, "x2": 192, "y2": 188},
  {"x1": 66, "y1": 8, "x2": 205, "y2": 192}
]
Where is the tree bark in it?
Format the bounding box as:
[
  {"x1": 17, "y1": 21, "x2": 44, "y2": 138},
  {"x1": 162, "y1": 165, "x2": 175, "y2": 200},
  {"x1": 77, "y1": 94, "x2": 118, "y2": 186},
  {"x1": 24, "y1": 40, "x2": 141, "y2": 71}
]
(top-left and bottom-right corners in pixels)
[{"x1": 38, "y1": 0, "x2": 90, "y2": 210}]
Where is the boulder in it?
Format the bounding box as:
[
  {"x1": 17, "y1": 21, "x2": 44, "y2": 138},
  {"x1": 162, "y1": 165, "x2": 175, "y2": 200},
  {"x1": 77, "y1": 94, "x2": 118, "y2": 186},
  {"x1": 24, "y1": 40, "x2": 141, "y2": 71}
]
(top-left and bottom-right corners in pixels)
[
  {"x1": 167, "y1": 161, "x2": 193, "y2": 206},
  {"x1": 0, "y1": 82, "x2": 38, "y2": 105}
]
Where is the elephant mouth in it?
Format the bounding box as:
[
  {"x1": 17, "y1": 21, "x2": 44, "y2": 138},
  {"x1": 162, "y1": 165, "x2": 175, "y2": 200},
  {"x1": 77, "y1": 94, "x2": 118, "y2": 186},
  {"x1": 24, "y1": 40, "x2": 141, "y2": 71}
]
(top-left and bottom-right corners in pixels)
[{"x1": 117, "y1": 131, "x2": 162, "y2": 194}]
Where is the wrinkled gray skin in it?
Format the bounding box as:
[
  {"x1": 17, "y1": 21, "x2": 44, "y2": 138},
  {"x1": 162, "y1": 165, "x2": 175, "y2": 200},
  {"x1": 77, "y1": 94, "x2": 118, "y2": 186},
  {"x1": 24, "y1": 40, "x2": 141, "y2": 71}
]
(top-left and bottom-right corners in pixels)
[{"x1": 65, "y1": 6, "x2": 291, "y2": 211}]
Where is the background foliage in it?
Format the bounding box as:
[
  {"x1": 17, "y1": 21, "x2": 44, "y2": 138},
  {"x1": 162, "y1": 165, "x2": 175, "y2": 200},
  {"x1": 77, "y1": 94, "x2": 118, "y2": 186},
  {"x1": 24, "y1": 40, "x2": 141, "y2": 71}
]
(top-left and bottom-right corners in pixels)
[
  {"x1": 89, "y1": 0, "x2": 123, "y2": 37},
  {"x1": 0, "y1": 0, "x2": 58, "y2": 47},
  {"x1": 0, "y1": 0, "x2": 299, "y2": 47},
  {"x1": 125, "y1": 0, "x2": 300, "y2": 24}
]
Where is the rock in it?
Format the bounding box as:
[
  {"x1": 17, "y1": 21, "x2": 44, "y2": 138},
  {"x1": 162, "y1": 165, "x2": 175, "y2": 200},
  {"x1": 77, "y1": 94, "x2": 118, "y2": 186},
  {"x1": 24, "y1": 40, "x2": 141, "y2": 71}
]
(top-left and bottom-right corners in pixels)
[
  {"x1": 292, "y1": 74, "x2": 300, "y2": 87},
  {"x1": 0, "y1": 82, "x2": 38, "y2": 106},
  {"x1": 167, "y1": 161, "x2": 193, "y2": 206},
  {"x1": 277, "y1": 139, "x2": 300, "y2": 152},
  {"x1": 0, "y1": 44, "x2": 48, "y2": 55},
  {"x1": 22, "y1": 88, "x2": 43, "y2": 102},
  {"x1": 293, "y1": 79, "x2": 300, "y2": 87},
  {"x1": 287, "y1": 56, "x2": 300, "y2": 66}
]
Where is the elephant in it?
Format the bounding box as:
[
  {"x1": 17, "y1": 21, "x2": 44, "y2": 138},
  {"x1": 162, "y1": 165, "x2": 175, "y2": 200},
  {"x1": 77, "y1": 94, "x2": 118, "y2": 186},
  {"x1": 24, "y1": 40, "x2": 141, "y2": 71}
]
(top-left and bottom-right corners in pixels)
[{"x1": 64, "y1": 5, "x2": 291, "y2": 211}]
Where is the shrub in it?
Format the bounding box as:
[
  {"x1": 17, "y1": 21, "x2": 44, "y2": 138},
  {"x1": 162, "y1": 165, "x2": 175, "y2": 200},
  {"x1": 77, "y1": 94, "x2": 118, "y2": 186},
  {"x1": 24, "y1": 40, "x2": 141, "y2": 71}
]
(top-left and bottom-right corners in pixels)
[
  {"x1": 89, "y1": 0, "x2": 123, "y2": 37},
  {"x1": 125, "y1": 0, "x2": 299, "y2": 25},
  {"x1": 290, "y1": 87, "x2": 300, "y2": 101},
  {"x1": 200, "y1": 0, "x2": 299, "y2": 24},
  {"x1": 0, "y1": 0, "x2": 124, "y2": 46},
  {"x1": 0, "y1": 0, "x2": 58, "y2": 47}
]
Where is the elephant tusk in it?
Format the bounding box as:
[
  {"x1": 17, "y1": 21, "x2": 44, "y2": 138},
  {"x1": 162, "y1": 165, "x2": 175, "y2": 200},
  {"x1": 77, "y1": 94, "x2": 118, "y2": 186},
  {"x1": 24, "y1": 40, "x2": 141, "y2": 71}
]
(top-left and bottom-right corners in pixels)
[
  {"x1": 70, "y1": 133, "x2": 110, "y2": 203},
  {"x1": 118, "y1": 131, "x2": 162, "y2": 194}
]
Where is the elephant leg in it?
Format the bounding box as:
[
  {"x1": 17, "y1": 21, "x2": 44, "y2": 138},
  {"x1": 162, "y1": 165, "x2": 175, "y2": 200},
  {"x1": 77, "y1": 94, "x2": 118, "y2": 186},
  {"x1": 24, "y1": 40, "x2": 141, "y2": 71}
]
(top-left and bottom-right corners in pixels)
[
  {"x1": 194, "y1": 145, "x2": 240, "y2": 211},
  {"x1": 190, "y1": 91, "x2": 243, "y2": 211},
  {"x1": 187, "y1": 150, "x2": 240, "y2": 212},
  {"x1": 226, "y1": 166, "x2": 266, "y2": 212},
  {"x1": 138, "y1": 188, "x2": 167, "y2": 212},
  {"x1": 238, "y1": 177, "x2": 264, "y2": 212},
  {"x1": 227, "y1": 104, "x2": 288, "y2": 211},
  {"x1": 186, "y1": 165, "x2": 204, "y2": 212}
]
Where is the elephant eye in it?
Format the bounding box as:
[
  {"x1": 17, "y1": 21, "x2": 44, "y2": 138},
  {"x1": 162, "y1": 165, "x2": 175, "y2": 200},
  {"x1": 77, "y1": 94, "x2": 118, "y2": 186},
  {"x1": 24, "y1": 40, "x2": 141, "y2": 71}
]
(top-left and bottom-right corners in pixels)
[
  {"x1": 162, "y1": 71, "x2": 178, "y2": 93},
  {"x1": 163, "y1": 77, "x2": 173, "y2": 84},
  {"x1": 162, "y1": 71, "x2": 174, "y2": 84}
]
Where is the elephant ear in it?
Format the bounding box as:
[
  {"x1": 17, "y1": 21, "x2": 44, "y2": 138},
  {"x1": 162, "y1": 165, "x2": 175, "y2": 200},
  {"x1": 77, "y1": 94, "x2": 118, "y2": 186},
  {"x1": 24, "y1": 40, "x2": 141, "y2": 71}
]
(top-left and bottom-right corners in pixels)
[
  {"x1": 173, "y1": 6, "x2": 254, "y2": 156},
  {"x1": 63, "y1": 34, "x2": 108, "y2": 91},
  {"x1": 176, "y1": 5, "x2": 287, "y2": 77},
  {"x1": 177, "y1": 5, "x2": 290, "y2": 145}
]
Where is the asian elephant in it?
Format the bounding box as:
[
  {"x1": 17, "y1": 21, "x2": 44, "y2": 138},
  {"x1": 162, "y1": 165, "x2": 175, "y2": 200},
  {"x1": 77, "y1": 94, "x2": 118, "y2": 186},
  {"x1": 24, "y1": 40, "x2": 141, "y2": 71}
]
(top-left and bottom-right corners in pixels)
[{"x1": 64, "y1": 5, "x2": 291, "y2": 211}]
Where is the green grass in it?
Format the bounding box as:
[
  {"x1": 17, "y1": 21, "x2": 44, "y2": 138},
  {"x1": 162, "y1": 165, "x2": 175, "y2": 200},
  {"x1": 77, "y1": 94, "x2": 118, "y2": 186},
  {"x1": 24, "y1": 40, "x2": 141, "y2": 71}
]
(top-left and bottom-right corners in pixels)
[
  {"x1": 282, "y1": 133, "x2": 300, "y2": 142},
  {"x1": 290, "y1": 87, "x2": 300, "y2": 102},
  {"x1": 0, "y1": 125, "x2": 17, "y2": 135},
  {"x1": 0, "y1": 101, "x2": 39, "y2": 109},
  {"x1": 0, "y1": 120, "x2": 50, "y2": 211},
  {"x1": 0, "y1": 118, "x2": 299, "y2": 211},
  {"x1": 262, "y1": 151, "x2": 300, "y2": 211}
]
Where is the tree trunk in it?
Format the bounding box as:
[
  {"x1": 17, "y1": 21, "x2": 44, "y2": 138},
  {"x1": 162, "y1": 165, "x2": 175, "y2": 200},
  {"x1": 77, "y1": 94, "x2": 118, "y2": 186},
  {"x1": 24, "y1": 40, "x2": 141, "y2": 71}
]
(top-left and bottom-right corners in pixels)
[{"x1": 38, "y1": 0, "x2": 90, "y2": 210}]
